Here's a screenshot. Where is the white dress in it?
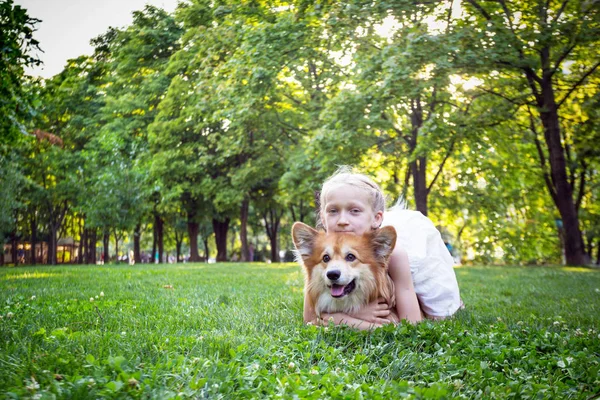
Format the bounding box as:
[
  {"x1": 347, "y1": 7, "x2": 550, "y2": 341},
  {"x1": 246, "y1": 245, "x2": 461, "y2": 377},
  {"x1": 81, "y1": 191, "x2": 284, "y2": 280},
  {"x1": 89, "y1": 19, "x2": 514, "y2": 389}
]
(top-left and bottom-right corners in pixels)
[{"x1": 381, "y1": 208, "x2": 462, "y2": 318}]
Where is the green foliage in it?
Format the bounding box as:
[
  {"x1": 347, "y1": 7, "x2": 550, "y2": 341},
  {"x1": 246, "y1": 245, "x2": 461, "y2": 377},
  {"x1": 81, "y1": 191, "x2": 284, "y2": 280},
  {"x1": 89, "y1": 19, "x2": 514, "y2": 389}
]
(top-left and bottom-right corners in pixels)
[
  {"x1": 451, "y1": 0, "x2": 600, "y2": 263},
  {"x1": 0, "y1": 263, "x2": 599, "y2": 398},
  {"x1": 0, "y1": 147, "x2": 24, "y2": 242},
  {"x1": 0, "y1": 1, "x2": 41, "y2": 243},
  {"x1": 430, "y1": 119, "x2": 563, "y2": 265},
  {"x1": 0, "y1": 0, "x2": 41, "y2": 143},
  {"x1": 83, "y1": 6, "x2": 183, "y2": 232},
  {"x1": 3, "y1": 0, "x2": 599, "y2": 264}
]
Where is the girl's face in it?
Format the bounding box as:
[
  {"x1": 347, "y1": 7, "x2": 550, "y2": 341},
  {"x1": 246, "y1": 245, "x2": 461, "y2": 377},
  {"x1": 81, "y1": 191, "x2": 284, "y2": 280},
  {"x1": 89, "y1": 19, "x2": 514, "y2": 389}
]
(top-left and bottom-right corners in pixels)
[{"x1": 322, "y1": 184, "x2": 382, "y2": 235}]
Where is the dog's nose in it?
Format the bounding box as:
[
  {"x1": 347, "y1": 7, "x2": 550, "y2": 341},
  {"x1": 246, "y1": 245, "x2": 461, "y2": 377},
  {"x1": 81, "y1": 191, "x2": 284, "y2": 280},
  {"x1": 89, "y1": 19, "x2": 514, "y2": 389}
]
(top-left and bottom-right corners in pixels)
[{"x1": 326, "y1": 270, "x2": 341, "y2": 281}]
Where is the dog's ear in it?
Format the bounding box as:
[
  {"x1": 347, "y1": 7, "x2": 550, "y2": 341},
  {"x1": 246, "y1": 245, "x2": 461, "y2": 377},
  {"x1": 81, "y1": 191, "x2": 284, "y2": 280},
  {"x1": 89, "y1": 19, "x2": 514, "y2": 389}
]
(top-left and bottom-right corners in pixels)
[
  {"x1": 371, "y1": 226, "x2": 397, "y2": 263},
  {"x1": 291, "y1": 222, "x2": 319, "y2": 260}
]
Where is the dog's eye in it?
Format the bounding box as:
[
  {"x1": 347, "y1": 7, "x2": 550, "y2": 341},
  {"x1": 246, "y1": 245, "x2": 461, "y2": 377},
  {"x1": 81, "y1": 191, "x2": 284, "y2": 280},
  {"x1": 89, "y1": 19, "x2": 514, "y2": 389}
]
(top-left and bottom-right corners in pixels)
[
  {"x1": 345, "y1": 254, "x2": 356, "y2": 262},
  {"x1": 322, "y1": 254, "x2": 330, "y2": 263}
]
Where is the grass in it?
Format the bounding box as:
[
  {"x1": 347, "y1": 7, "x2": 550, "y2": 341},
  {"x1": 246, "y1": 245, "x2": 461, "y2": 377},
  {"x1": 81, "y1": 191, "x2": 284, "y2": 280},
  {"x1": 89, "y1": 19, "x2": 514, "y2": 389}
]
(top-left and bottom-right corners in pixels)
[{"x1": 1, "y1": 263, "x2": 599, "y2": 399}]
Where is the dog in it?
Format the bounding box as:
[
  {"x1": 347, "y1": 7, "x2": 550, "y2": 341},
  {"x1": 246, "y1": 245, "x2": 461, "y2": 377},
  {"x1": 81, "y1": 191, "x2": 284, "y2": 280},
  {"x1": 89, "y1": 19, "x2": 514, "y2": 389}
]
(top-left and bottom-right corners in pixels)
[{"x1": 291, "y1": 222, "x2": 398, "y2": 321}]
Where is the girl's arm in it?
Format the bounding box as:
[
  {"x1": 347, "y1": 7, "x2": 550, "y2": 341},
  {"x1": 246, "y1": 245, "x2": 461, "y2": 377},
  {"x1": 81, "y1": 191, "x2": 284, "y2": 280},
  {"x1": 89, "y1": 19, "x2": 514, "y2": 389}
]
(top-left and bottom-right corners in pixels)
[
  {"x1": 303, "y1": 291, "x2": 385, "y2": 331},
  {"x1": 388, "y1": 248, "x2": 422, "y2": 323}
]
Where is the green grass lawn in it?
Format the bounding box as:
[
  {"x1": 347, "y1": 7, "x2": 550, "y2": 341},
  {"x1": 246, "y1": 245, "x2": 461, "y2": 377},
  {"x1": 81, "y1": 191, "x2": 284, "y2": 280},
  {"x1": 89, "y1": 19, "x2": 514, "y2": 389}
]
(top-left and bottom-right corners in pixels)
[{"x1": 1, "y1": 263, "x2": 599, "y2": 399}]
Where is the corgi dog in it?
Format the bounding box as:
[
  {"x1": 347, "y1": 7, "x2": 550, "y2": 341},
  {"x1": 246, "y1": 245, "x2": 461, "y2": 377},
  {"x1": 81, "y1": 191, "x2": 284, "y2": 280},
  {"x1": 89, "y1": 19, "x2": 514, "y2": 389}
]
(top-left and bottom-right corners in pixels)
[{"x1": 292, "y1": 222, "x2": 398, "y2": 320}]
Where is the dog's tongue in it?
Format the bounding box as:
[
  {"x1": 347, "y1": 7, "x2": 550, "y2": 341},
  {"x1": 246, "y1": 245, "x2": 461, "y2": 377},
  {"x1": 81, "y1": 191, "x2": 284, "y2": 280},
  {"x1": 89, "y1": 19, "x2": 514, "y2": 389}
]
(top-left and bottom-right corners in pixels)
[{"x1": 331, "y1": 284, "x2": 345, "y2": 297}]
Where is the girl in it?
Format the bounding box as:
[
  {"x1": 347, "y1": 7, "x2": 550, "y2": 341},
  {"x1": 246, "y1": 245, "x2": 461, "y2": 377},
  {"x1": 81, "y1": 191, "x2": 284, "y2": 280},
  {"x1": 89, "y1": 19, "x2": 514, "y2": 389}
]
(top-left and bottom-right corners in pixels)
[{"x1": 304, "y1": 167, "x2": 462, "y2": 330}]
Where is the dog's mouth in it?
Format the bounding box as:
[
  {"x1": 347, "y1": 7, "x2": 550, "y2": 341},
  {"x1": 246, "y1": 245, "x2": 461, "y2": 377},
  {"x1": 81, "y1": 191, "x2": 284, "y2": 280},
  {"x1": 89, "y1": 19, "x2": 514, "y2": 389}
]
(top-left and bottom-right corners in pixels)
[{"x1": 330, "y1": 279, "x2": 356, "y2": 298}]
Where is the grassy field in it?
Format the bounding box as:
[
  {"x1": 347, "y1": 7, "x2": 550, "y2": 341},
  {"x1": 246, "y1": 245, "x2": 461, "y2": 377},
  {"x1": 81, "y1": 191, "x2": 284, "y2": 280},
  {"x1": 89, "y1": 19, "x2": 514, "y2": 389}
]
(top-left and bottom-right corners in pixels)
[{"x1": 1, "y1": 263, "x2": 599, "y2": 399}]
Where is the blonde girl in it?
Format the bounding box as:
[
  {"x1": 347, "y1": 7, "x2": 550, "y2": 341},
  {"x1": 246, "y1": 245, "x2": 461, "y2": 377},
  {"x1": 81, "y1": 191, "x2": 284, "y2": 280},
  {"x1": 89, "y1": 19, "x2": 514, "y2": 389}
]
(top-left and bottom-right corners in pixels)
[{"x1": 304, "y1": 167, "x2": 462, "y2": 330}]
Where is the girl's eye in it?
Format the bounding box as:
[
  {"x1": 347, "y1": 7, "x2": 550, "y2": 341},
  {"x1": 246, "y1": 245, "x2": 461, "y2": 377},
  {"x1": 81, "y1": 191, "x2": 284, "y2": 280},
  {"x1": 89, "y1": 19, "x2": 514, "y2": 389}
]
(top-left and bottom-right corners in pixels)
[
  {"x1": 345, "y1": 254, "x2": 356, "y2": 262},
  {"x1": 327, "y1": 209, "x2": 337, "y2": 214},
  {"x1": 323, "y1": 254, "x2": 331, "y2": 263}
]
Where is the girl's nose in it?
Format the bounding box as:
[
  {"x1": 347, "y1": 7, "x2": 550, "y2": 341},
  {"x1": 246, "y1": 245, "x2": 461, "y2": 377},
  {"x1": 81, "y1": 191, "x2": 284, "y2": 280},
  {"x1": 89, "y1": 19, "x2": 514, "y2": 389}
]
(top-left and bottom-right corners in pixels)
[{"x1": 337, "y1": 211, "x2": 349, "y2": 225}]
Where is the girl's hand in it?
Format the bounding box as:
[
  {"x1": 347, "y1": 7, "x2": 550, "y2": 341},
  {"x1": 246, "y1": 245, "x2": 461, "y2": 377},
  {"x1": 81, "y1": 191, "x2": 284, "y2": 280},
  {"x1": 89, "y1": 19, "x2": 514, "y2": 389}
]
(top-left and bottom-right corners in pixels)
[{"x1": 348, "y1": 298, "x2": 393, "y2": 324}]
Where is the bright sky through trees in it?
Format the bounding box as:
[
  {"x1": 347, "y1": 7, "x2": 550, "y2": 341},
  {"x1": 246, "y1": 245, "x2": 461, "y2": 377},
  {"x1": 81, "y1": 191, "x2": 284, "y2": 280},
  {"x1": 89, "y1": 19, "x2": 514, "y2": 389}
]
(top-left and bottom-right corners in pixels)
[{"x1": 15, "y1": 0, "x2": 179, "y2": 78}]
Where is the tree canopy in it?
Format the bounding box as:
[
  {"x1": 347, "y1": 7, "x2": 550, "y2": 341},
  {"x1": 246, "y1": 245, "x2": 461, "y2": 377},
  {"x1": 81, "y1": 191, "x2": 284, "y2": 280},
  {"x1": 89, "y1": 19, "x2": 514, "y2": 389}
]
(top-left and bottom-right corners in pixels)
[{"x1": 2, "y1": 0, "x2": 599, "y2": 266}]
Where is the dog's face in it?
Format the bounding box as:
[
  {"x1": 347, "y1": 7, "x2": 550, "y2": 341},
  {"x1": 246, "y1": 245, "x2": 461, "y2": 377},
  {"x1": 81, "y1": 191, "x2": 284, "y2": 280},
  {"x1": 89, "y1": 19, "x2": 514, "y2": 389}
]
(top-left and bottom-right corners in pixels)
[{"x1": 292, "y1": 222, "x2": 396, "y2": 314}]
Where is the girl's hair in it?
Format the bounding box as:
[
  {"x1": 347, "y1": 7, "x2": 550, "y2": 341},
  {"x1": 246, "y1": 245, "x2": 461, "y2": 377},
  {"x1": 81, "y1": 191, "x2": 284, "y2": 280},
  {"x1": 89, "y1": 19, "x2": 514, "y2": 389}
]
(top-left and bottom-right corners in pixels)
[{"x1": 318, "y1": 166, "x2": 386, "y2": 227}]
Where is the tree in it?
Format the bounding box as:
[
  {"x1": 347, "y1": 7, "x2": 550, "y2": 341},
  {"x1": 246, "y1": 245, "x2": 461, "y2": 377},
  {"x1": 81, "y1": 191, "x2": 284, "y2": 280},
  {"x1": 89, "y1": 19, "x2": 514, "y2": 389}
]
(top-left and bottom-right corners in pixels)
[
  {"x1": 87, "y1": 6, "x2": 183, "y2": 263},
  {"x1": 0, "y1": 150, "x2": 24, "y2": 260},
  {"x1": 19, "y1": 132, "x2": 78, "y2": 265},
  {"x1": 0, "y1": 0, "x2": 41, "y2": 144},
  {"x1": 457, "y1": 0, "x2": 600, "y2": 265},
  {"x1": 47, "y1": 55, "x2": 108, "y2": 264},
  {"x1": 154, "y1": 0, "x2": 306, "y2": 262},
  {"x1": 574, "y1": 88, "x2": 600, "y2": 263},
  {"x1": 0, "y1": 0, "x2": 41, "y2": 247}
]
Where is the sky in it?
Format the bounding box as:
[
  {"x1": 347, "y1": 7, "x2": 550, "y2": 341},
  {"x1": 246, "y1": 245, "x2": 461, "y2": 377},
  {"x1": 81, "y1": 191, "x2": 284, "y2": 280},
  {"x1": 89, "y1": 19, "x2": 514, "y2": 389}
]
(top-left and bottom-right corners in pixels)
[{"x1": 15, "y1": 0, "x2": 180, "y2": 79}]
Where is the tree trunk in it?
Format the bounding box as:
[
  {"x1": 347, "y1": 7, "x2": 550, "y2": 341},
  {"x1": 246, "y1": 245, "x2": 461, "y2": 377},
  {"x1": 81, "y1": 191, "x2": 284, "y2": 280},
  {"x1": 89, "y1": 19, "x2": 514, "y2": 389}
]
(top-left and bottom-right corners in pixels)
[
  {"x1": 411, "y1": 157, "x2": 428, "y2": 216},
  {"x1": 154, "y1": 213, "x2": 164, "y2": 263},
  {"x1": 212, "y1": 217, "x2": 230, "y2": 262},
  {"x1": 538, "y1": 79, "x2": 586, "y2": 265},
  {"x1": 85, "y1": 229, "x2": 90, "y2": 264},
  {"x1": 92, "y1": 230, "x2": 97, "y2": 264},
  {"x1": 158, "y1": 218, "x2": 164, "y2": 264},
  {"x1": 409, "y1": 97, "x2": 428, "y2": 216},
  {"x1": 298, "y1": 200, "x2": 307, "y2": 223},
  {"x1": 113, "y1": 230, "x2": 120, "y2": 263},
  {"x1": 134, "y1": 224, "x2": 141, "y2": 264},
  {"x1": 82, "y1": 228, "x2": 86, "y2": 263},
  {"x1": 103, "y1": 231, "x2": 110, "y2": 264},
  {"x1": 152, "y1": 223, "x2": 157, "y2": 263},
  {"x1": 83, "y1": 228, "x2": 89, "y2": 263},
  {"x1": 270, "y1": 235, "x2": 279, "y2": 262},
  {"x1": 46, "y1": 201, "x2": 68, "y2": 266},
  {"x1": 48, "y1": 227, "x2": 57, "y2": 265},
  {"x1": 77, "y1": 218, "x2": 83, "y2": 264},
  {"x1": 187, "y1": 220, "x2": 201, "y2": 262},
  {"x1": 229, "y1": 226, "x2": 236, "y2": 260},
  {"x1": 47, "y1": 234, "x2": 53, "y2": 265},
  {"x1": 263, "y1": 207, "x2": 283, "y2": 263},
  {"x1": 203, "y1": 237, "x2": 209, "y2": 262},
  {"x1": 240, "y1": 198, "x2": 250, "y2": 261},
  {"x1": 48, "y1": 226, "x2": 59, "y2": 265},
  {"x1": 586, "y1": 236, "x2": 593, "y2": 260},
  {"x1": 11, "y1": 235, "x2": 18, "y2": 266},
  {"x1": 30, "y1": 213, "x2": 37, "y2": 265},
  {"x1": 87, "y1": 228, "x2": 97, "y2": 264},
  {"x1": 290, "y1": 200, "x2": 308, "y2": 223},
  {"x1": 79, "y1": 224, "x2": 86, "y2": 264},
  {"x1": 174, "y1": 227, "x2": 183, "y2": 262}
]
